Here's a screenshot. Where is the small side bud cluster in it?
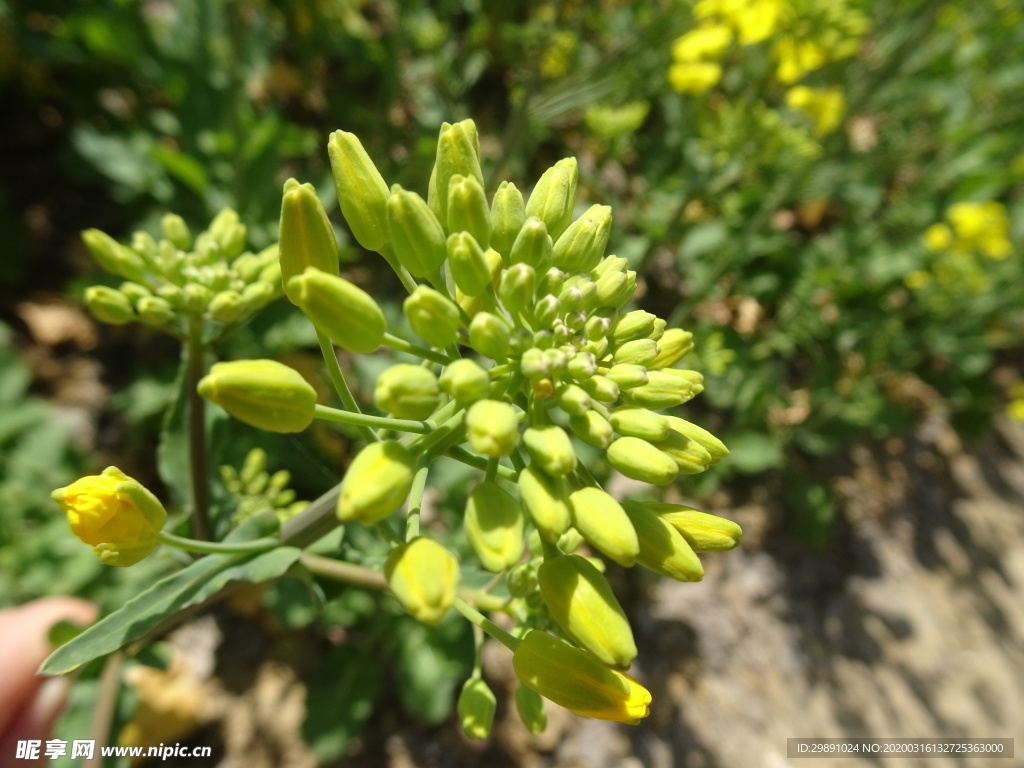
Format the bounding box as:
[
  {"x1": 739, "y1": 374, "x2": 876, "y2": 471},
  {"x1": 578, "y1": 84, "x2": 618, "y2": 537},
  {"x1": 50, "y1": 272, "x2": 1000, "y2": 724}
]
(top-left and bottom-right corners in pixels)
[
  {"x1": 82, "y1": 209, "x2": 282, "y2": 337},
  {"x1": 213, "y1": 118, "x2": 742, "y2": 732}
]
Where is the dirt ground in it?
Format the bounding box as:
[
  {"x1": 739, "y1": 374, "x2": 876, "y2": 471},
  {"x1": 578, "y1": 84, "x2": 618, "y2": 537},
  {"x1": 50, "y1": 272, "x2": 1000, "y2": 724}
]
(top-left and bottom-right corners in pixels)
[{"x1": 128, "y1": 413, "x2": 1024, "y2": 768}]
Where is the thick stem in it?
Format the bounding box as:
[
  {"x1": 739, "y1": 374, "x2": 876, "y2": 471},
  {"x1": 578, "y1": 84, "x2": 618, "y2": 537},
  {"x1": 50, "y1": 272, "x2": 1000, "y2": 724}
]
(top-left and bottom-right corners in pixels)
[
  {"x1": 383, "y1": 332, "x2": 456, "y2": 365},
  {"x1": 315, "y1": 328, "x2": 378, "y2": 443},
  {"x1": 185, "y1": 320, "x2": 211, "y2": 540},
  {"x1": 158, "y1": 530, "x2": 279, "y2": 556},
  {"x1": 315, "y1": 403, "x2": 433, "y2": 434},
  {"x1": 444, "y1": 446, "x2": 519, "y2": 482},
  {"x1": 453, "y1": 598, "x2": 520, "y2": 650},
  {"x1": 378, "y1": 244, "x2": 420, "y2": 295}
]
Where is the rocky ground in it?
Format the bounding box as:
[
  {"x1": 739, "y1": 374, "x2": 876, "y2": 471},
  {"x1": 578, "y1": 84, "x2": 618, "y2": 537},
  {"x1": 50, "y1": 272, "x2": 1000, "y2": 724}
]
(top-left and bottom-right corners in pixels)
[{"x1": 129, "y1": 414, "x2": 1024, "y2": 768}]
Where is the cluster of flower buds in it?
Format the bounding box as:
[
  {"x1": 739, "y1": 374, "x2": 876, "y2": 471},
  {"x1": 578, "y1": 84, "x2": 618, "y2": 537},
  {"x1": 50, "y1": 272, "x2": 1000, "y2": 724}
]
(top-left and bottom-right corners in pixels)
[
  {"x1": 200, "y1": 119, "x2": 742, "y2": 731},
  {"x1": 220, "y1": 448, "x2": 309, "y2": 525},
  {"x1": 81, "y1": 210, "x2": 280, "y2": 336}
]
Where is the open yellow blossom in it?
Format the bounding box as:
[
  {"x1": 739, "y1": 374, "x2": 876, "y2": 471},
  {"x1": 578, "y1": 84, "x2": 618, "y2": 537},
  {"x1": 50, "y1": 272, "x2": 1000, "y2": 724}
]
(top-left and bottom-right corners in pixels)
[
  {"x1": 695, "y1": 0, "x2": 781, "y2": 44},
  {"x1": 668, "y1": 61, "x2": 722, "y2": 94},
  {"x1": 947, "y1": 201, "x2": 1012, "y2": 259},
  {"x1": 52, "y1": 467, "x2": 167, "y2": 566},
  {"x1": 512, "y1": 630, "x2": 651, "y2": 724},
  {"x1": 923, "y1": 223, "x2": 953, "y2": 252},
  {"x1": 773, "y1": 37, "x2": 828, "y2": 83},
  {"x1": 785, "y1": 86, "x2": 846, "y2": 136},
  {"x1": 671, "y1": 25, "x2": 733, "y2": 62}
]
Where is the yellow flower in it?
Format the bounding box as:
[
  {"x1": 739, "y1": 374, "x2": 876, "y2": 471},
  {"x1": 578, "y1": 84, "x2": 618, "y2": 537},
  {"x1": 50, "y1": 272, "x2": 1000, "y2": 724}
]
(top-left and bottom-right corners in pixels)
[
  {"x1": 773, "y1": 37, "x2": 828, "y2": 83},
  {"x1": 733, "y1": 0, "x2": 782, "y2": 44},
  {"x1": 52, "y1": 467, "x2": 167, "y2": 566},
  {"x1": 903, "y1": 270, "x2": 931, "y2": 289},
  {"x1": 947, "y1": 201, "x2": 1011, "y2": 259},
  {"x1": 668, "y1": 61, "x2": 722, "y2": 94},
  {"x1": 923, "y1": 223, "x2": 953, "y2": 252},
  {"x1": 785, "y1": 85, "x2": 846, "y2": 136},
  {"x1": 512, "y1": 630, "x2": 651, "y2": 724},
  {"x1": 671, "y1": 25, "x2": 733, "y2": 63}
]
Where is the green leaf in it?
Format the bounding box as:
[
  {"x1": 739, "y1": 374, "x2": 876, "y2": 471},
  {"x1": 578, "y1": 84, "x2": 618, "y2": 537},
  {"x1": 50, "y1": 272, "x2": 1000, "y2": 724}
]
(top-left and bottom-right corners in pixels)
[
  {"x1": 40, "y1": 543, "x2": 298, "y2": 676},
  {"x1": 302, "y1": 646, "x2": 379, "y2": 762},
  {"x1": 393, "y1": 617, "x2": 470, "y2": 724},
  {"x1": 149, "y1": 143, "x2": 210, "y2": 194}
]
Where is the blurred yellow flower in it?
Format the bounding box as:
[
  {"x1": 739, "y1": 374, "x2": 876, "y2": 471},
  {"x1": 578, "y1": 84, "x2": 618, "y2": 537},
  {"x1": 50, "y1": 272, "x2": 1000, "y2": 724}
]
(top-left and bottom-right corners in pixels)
[
  {"x1": 695, "y1": 0, "x2": 781, "y2": 44},
  {"x1": 773, "y1": 37, "x2": 828, "y2": 83},
  {"x1": 672, "y1": 25, "x2": 733, "y2": 62},
  {"x1": 1008, "y1": 383, "x2": 1024, "y2": 422},
  {"x1": 903, "y1": 270, "x2": 931, "y2": 289},
  {"x1": 946, "y1": 201, "x2": 1012, "y2": 259},
  {"x1": 923, "y1": 223, "x2": 953, "y2": 252},
  {"x1": 52, "y1": 467, "x2": 167, "y2": 567},
  {"x1": 785, "y1": 85, "x2": 846, "y2": 135},
  {"x1": 668, "y1": 61, "x2": 723, "y2": 94}
]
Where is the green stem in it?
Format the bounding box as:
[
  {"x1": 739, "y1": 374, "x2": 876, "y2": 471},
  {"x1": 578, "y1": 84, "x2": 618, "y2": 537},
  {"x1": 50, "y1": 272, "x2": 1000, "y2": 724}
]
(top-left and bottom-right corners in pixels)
[
  {"x1": 574, "y1": 461, "x2": 600, "y2": 488},
  {"x1": 383, "y1": 332, "x2": 456, "y2": 365},
  {"x1": 315, "y1": 404, "x2": 433, "y2": 434},
  {"x1": 158, "y1": 530, "x2": 279, "y2": 555},
  {"x1": 315, "y1": 327, "x2": 378, "y2": 443},
  {"x1": 484, "y1": 457, "x2": 499, "y2": 484},
  {"x1": 453, "y1": 598, "x2": 520, "y2": 651},
  {"x1": 378, "y1": 244, "x2": 420, "y2": 295},
  {"x1": 185, "y1": 318, "x2": 210, "y2": 540},
  {"x1": 300, "y1": 553, "x2": 507, "y2": 612},
  {"x1": 406, "y1": 460, "x2": 430, "y2": 542},
  {"x1": 406, "y1": 408, "x2": 469, "y2": 456},
  {"x1": 444, "y1": 446, "x2": 519, "y2": 481}
]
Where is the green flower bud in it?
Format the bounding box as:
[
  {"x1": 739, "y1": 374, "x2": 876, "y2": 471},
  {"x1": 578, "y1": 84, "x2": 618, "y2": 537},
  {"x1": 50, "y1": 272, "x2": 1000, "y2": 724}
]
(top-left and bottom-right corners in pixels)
[
  {"x1": 664, "y1": 416, "x2": 729, "y2": 463},
  {"x1": 508, "y1": 561, "x2": 539, "y2": 597},
  {"x1": 644, "y1": 503, "x2": 742, "y2": 551},
  {"x1": 649, "y1": 318, "x2": 666, "y2": 341},
  {"x1": 539, "y1": 267, "x2": 565, "y2": 297},
  {"x1": 183, "y1": 283, "x2": 213, "y2": 313},
  {"x1": 287, "y1": 267, "x2": 386, "y2": 354},
  {"x1": 585, "y1": 315, "x2": 610, "y2": 341},
  {"x1": 533, "y1": 294, "x2": 561, "y2": 329},
  {"x1": 387, "y1": 185, "x2": 447, "y2": 278},
  {"x1": 612, "y1": 339, "x2": 660, "y2": 367},
  {"x1": 558, "y1": 527, "x2": 586, "y2": 553},
  {"x1": 82, "y1": 229, "x2": 147, "y2": 282},
  {"x1": 469, "y1": 311, "x2": 511, "y2": 360},
  {"x1": 610, "y1": 407, "x2": 669, "y2": 441},
  {"x1": 518, "y1": 465, "x2": 572, "y2": 541},
  {"x1": 161, "y1": 213, "x2": 191, "y2": 251},
  {"x1": 132, "y1": 231, "x2": 159, "y2": 263},
  {"x1": 515, "y1": 684, "x2": 548, "y2": 735},
  {"x1": 403, "y1": 285, "x2": 460, "y2": 348},
  {"x1": 328, "y1": 130, "x2": 391, "y2": 253},
  {"x1": 654, "y1": 431, "x2": 713, "y2": 474},
  {"x1": 592, "y1": 254, "x2": 628, "y2": 279},
  {"x1": 552, "y1": 204, "x2": 612, "y2": 273},
  {"x1": 135, "y1": 296, "x2": 176, "y2": 325},
  {"x1": 499, "y1": 263, "x2": 536, "y2": 317},
  {"x1": 209, "y1": 210, "x2": 247, "y2": 259},
  {"x1": 384, "y1": 537, "x2": 459, "y2": 624},
  {"x1": 568, "y1": 410, "x2": 614, "y2": 449},
  {"x1": 118, "y1": 281, "x2": 151, "y2": 303},
  {"x1": 510, "y1": 216, "x2": 554, "y2": 271},
  {"x1": 566, "y1": 352, "x2": 597, "y2": 381},
  {"x1": 467, "y1": 399, "x2": 520, "y2": 457},
  {"x1": 447, "y1": 231, "x2": 491, "y2": 297},
  {"x1": 432, "y1": 120, "x2": 484, "y2": 228},
  {"x1": 568, "y1": 487, "x2": 639, "y2": 567},
  {"x1": 439, "y1": 359, "x2": 490, "y2": 405},
  {"x1": 609, "y1": 311, "x2": 656, "y2": 345},
  {"x1": 198, "y1": 359, "x2": 317, "y2": 433},
  {"x1": 523, "y1": 425, "x2": 577, "y2": 477},
  {"x1": 622, "y1": 370, "x2": 694, "y2": 409},
  {"x1": 519, "y1": 347, "x2": 550, "y2": 381},
  {"x1": 580, "y1": 375, "x2": 620, "y2": 403},
  {"x1": 661, "y1": 369, "x2": 704, "y2": 395},
  {"x1": 648, "y1": 329, "x2": 694, "y2": 369},
  {"x1": 539, "y1": 554, "x2": 637, "y2": 669},
  {"x1": 458, "y1": 678, "x2": 497, "y2": 739},
  {"x1": 279, "y1": 179, "x2": 340, "y2": 302},
  {"x1": 490, "y1": 181, "x2": 526, "y2": 260},
  {"x1": 447, "y1": 174, "x2": 491, "y2": 248},
  {"x1": 85, "y1": 286, "x2": 135, "y2": 325},
  {"x1": 525, "y1": 157, "x2": 578, "y2": 241},
  {"x1": 594, "y1": 269, "x2": 634, "y2": 309},
  {"x1": 512, "y1": 631, "x2": 651, "y2": 724},
  {"x1": 466, "y1": 481, "x2": 525, "y2": 572},
  {"x1": 581, "y1": 336, "x2": 610, "y2": 358},
  {"x1": 622, "y1": 501, "x2": 704, "y2": 582},
  {"x1": 208, "y1": 290, "x2": 245, "y2": 323},
  {"x1": 240, "y1": 281, "x2": 275, "y2": 313},
  {"x1": 555, "y1": 384, "x2": 592, "y2": 417},
  {"x1": 606, "y1": 437, "x2": 678, "y2": 486},
  {"x1": 605, "y1": 364, "x2": 649, "y2": 390},
  {"x1": 374, "y1": 364, "x2": 441, "y2": 420},
  {"x1": 338, "y1": 441, "x2": 416, "y2": 523}
]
